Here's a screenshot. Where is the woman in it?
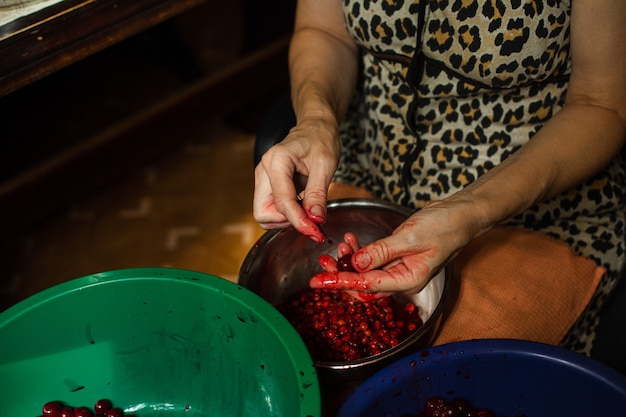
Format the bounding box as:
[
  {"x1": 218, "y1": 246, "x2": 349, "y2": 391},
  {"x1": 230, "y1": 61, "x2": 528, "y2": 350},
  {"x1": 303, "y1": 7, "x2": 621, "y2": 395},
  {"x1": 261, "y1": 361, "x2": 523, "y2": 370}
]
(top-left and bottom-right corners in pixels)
[{"x1": 253, "y1": 0, "x2": 626, "y2": 354}]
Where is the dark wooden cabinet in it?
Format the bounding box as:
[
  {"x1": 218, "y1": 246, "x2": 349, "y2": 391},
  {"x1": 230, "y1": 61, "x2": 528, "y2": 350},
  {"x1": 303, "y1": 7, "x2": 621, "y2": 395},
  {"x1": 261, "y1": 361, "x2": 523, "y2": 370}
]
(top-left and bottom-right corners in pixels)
[{"x1": 1, "y1": 0, "x2": 209, "y2": 97}]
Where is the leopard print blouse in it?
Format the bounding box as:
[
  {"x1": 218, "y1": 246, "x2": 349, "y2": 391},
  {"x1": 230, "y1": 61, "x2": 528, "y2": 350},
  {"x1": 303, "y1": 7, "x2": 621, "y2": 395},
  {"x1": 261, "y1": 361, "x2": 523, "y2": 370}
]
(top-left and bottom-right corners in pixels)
[{"x1": 334, "y1": 0, "x2": 626, "y2": 353}]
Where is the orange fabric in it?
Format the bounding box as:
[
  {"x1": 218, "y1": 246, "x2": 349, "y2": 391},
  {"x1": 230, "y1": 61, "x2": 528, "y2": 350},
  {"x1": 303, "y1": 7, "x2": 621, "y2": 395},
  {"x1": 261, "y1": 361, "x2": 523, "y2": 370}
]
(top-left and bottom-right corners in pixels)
[{"x1": 432, "y1": 227, "x2": 604, "y2": 346}]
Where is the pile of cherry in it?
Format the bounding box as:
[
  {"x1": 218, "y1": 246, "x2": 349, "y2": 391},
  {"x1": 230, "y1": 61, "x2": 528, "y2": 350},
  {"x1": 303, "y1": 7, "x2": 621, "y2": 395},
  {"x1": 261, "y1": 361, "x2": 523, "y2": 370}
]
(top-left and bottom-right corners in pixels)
[
  {"x1": 278, "y1": 287, "x2": 423, "y2": 362},
  {"x1": 40, "y1": 399, "x2": 128, "y2": 417},
  {"x1": 408, "y1": 396, "x2": 528, "y2": 417}
]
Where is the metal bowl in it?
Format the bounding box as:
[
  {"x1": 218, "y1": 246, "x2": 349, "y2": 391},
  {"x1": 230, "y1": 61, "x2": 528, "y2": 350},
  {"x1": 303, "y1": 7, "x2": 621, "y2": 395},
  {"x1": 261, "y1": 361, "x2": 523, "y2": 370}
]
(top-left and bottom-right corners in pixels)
[{"x1": 238, "y1": 199, "x2": 453, "y2": 388}]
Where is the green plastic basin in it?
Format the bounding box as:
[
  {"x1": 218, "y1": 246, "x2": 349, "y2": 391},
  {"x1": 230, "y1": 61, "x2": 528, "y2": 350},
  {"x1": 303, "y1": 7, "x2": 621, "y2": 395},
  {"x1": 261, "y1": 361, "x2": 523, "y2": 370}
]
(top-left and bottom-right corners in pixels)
[{"x1": 0, "y1": 267, "x2": 321, "y2": 416}]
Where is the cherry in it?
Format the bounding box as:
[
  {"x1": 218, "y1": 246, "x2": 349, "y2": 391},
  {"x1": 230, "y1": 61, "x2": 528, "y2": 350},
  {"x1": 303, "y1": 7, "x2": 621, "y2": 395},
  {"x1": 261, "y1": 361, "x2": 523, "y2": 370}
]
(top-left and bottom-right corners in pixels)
[
  {"x1": 337, "y1": 254, "x2": 355, "y2": 272},
  {"x1": 278, "y1": 288, "x2": 422, "y2": 361},
  {"x1": 450, "y1": 398, "x2": 471, "y2": 414},
  {"x1": 410, "y1": 397, "x2": 527, "y2": 417},
  {"x1": 60, "y1": 406, "x2": 74, "y2": 417},
  {"x1": 74, "y1": 406, "x2": 92, "y2": 417},
  {"x1": 94, "y1": 399, "x2": 112, "y2": 414},
  {"x1": 42, "y1": 401, "x2": 62, "y2": 417},
  {"x1": 39, "y1": 399, "x2": 125, "y2": 417},
  {"x1": 106, "y1": 408, "x2": 124, "y2": 417},
  {"x1": 424, "y1": 396, "x2": 446, "y2": 417}
]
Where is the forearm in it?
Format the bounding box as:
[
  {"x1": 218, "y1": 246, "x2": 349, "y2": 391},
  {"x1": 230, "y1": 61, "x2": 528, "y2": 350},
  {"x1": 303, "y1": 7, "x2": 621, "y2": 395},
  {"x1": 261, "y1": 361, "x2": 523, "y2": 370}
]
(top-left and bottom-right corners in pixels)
[
  {"x1": 452, "y1": 103, "x2": 626, "y2": 239},
  {"x1": 288, "y1": 1, "x2": 359, "y2": 127}
]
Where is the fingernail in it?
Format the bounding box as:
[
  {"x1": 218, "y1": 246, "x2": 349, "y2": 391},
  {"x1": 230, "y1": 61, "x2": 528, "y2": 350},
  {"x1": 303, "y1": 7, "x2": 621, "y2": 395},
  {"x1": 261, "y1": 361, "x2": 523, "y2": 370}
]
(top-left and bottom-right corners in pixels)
[
  {"x1": 309, "y1": 204, "x2": 325, "y2": 220},
  {"x1": 317, "y1": 254, "x2": 334, "y2": 269},
  {"x1": 311, "y1": 234, "x2": 324, "y2": 244},
  {"x1": 354, "y1": 251, "x2": 372, "y2": 270}
]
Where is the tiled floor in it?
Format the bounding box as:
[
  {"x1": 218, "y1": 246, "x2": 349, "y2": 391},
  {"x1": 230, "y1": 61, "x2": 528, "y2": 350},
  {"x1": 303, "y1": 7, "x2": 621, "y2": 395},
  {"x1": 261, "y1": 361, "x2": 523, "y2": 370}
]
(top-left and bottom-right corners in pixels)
[{"x1": 0, "y1": 118, "x2": 265, "y2": 312}]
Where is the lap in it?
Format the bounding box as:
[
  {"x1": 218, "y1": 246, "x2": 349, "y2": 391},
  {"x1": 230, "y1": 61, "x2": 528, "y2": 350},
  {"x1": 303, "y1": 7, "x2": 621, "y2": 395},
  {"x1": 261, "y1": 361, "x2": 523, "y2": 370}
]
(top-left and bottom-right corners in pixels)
[{"x1": 432, "y1": 227, "x2": 603, "y2": 346}]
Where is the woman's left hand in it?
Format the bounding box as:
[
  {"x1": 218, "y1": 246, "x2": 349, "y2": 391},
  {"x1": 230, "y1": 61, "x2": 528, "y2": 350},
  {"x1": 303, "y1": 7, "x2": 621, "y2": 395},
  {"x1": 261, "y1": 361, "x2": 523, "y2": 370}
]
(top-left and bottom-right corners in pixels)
[{"x1": 310, "y1": 199, "x2": 477, "y2": 298}]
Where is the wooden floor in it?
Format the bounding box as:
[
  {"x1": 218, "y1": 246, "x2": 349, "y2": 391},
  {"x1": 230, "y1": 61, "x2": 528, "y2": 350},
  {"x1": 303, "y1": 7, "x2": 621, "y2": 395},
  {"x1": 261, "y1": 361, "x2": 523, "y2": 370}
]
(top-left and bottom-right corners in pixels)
[
  {"x1": 0, "y1": 118, "x2": 266, "y2": 311},
  {"x1": 0, "y1": 7, "x2": 290, "y2": 312}
]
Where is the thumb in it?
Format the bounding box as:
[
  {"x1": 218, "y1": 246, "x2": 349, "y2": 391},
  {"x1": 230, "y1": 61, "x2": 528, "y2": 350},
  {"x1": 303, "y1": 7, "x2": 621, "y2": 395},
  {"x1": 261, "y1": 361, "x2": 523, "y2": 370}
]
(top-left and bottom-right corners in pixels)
[
  {"x1": 352, "y1": 235, "x2": 406, "y2": 272},
  {"x1": 299, "y1": 186, "x2": 329, "y2": 224}
]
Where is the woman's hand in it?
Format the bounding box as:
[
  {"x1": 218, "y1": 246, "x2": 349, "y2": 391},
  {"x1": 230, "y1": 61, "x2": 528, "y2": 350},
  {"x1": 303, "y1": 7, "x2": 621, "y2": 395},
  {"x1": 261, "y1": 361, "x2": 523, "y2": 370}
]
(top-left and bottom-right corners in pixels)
[
  {"x1": 252, "y1": 0, "x2": 359, "y2": 243},
  {"x1": 310, "y1": 199, "x2": 477, "y2": 297},
  {"x1": 316, "y1": 232, "x2": 393, "y2": 301},
  {"x1": 253, "y1": 115, "x2": 341, "y2": 243}
]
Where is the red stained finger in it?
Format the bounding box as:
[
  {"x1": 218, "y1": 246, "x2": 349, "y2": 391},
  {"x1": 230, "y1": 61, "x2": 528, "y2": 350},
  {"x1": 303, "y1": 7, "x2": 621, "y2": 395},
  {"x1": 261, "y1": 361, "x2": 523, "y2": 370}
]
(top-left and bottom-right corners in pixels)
[
  {"x1": 305, "y1": 203, "x2": 327, "y2": 223},
  {"x1": 310, "y1": 273, "x2": 391, "y2": 301},
  {"x1": 318, "y1": 253, "x2": 338, "y2": 271},
  {"x1": 336, "y1": 242, "x2": 353, "y2": 258},
  {"x1": 309, "y1": 271, "x2": 371, "y2": 292},
  {"x1": 344, "y1": 232, "x2": 361, "y2": 252},
  {"x1": 353, "y1": 250, "x2": 373, "y2": 270},
  {"x1": 296, "y1": 218, "x2": 327, "y2": 243}
]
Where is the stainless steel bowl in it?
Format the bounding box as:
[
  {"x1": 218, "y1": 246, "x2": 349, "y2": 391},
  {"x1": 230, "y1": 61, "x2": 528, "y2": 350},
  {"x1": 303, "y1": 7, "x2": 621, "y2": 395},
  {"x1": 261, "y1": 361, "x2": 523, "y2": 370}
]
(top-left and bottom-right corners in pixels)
[{"x1": 238, "y1": 198, "x2": 452, "y2": 388}]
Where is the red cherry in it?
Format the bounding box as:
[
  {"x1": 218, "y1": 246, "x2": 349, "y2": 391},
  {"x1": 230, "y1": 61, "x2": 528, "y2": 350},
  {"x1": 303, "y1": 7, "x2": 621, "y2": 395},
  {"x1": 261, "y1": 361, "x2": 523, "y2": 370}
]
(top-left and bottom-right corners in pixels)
[
  {"x1": 418, "y1": 397, "x2": 517, "y2": 417},
  {"x1": 60, "y1": 406, "x2": 74, "y2": 417},
  {"x1": 424, "y1": 397, "x2": 446, "y2": 417},
  {"x1": 42, "y1": 401, "x2": 62, "y2": 417},
  {"x1": 278, "y1": 287, "x2": 422, "y2": 361},
  {"x1": 73, "y1": 406, "x2": 92, "y2": 417},
  {"x1": 337, "y1": 254, "x2": 355, "y2": 272},
  {"x1": 450, "y1": 398, "x2": 471, "y2": 413},
  {"x1": 94, "y1": 399, "x2": 112, "y2": 413},
  {"x1": 106, "y1": 408, "x2": 124, "y2": 417}
]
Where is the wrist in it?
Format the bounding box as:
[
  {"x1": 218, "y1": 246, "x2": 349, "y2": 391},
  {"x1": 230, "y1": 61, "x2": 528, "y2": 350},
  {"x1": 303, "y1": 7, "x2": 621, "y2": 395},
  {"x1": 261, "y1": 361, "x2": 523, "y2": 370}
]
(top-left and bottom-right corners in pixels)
[{"x1": 439, "y1": 190, "x2": 497, "y2": 243}]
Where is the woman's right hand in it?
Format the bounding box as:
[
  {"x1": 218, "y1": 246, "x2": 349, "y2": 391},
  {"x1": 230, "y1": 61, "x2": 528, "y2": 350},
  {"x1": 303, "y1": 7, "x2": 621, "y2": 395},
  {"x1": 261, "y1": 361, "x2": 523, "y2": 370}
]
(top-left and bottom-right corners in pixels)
[
  {"x1": 253, "y1": 115, "x2": 341, "y2": 242},
  {"x1": 253, "y1": 0, "x2": 360, "y2": 241}
]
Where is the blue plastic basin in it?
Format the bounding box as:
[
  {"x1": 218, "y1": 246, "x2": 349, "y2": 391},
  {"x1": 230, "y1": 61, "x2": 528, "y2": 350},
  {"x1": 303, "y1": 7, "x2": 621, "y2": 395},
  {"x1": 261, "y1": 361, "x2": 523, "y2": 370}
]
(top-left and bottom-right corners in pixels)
[{"x1": 337, "y1": 338, "x2": 626, "y2": 416}]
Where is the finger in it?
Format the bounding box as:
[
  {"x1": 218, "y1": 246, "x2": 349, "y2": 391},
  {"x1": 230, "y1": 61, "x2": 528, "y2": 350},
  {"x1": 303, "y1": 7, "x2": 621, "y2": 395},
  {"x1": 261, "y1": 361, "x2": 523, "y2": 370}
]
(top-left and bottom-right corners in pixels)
[
  {"x1": 344, "y1": 232, "x2": 360, "y2": 253},
  {"x1": 266, "y1": 171, "x2": 329, "y2": 243},
  {"x1": 318, "y1": 254, "x2": 390, "y2": 300},
  {"x1": 296, "y1": 193, "x2": 330, "y2": 243},
  {"x1": 318, "y1": 253, "x2": 338, "y2": 272},
  {"x1": 351, "y1": 231, "x2": 425, "y2": 272},
  {"x1": 253, "y1": 164, "x2": 288, "y2": 225},
  {"x1": 336, "y1": 242, "x2": 354, "y2": 258},
  {"x1": 309, "y1": 271, "x2": 371, "y2": 292},
  {"x1": 309, "y1": 271, "x2": 392, "y2": 300},
  {"x1": 299, "y1": 161, "x2": 335, "y2": 224},
  {"x1": 309, "y1": 263, "x2": 431, "y2": 294},
  {"x1": 256, "y1": 156, "x2": 327, "y2": 242},
  {"x1": 300, "y1": 191, "x2": 328, "y2": 224},
  {"x1": 297, "y1": 196, "x2": 330, "y2": 245},
  {"x1": 293, "y1": 216, "x2": 328, "y2": 243}
]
